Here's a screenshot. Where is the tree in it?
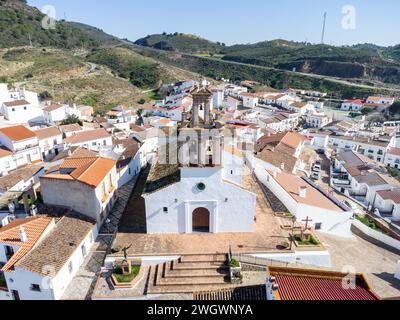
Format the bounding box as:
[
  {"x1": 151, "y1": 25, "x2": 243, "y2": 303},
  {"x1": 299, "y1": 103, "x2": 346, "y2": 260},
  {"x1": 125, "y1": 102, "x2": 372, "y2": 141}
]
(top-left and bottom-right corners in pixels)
[{"x1": 61, "y1": 114, "x2": 81, "y2": 125}]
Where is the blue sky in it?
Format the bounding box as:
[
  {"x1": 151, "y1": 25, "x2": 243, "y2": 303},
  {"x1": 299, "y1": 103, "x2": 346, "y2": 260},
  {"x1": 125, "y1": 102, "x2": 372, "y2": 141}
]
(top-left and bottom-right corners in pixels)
[{"x1": 28, "y1": 0, "x2": 400, "y2": 46}]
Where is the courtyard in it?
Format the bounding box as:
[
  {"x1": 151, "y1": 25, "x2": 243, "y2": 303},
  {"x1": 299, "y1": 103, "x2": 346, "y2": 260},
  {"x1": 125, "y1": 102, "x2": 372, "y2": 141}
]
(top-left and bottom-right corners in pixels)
[{"x1": 113, "y1": 168, "x2": 293, "y2": 257}]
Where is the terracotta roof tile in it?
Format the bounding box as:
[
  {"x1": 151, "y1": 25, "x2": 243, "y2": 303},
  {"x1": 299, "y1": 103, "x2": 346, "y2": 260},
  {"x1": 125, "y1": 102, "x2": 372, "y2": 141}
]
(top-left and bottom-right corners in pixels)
[
  {"x1": 268, "y1": 267, "x2": 380, "y2": 300},
  {"x1": 34, "y1": 126, "x2": 62, "y2": 140},
  {"x1": 0, "y1": 125, "x2": 37, "y2": 141},
  {"x1": 0, "y1": 217, "x2": 54, "y2": 272},
  {"x1": 3, "y1": 100, "x2": 30, "y2": 107},
  {"x1": 16, "y1": 215, "x2": 94, "y2": 276},
  {"x1": 64, "y1": 128, "x2": 110, "y2": 145}
]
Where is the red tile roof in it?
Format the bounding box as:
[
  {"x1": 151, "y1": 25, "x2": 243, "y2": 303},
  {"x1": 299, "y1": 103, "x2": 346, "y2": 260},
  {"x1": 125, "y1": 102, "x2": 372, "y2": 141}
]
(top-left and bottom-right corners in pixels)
[
  {"x1": 64, "y1": 128, "x2": 110, "y2": 145},
  {"x1": 42, "y1": 156, "x2": 116, "y2": 188},
  {"x1": 268, "y1": 267, "x2": 380, "y2": 301},
  {"x1": 3, "y1": 100, "x2": 30, "y2": 107},
  {"x1": 0, "y1": 217, "x2": 54, "y2": 272},
  {"x1": 34, "y1": 126, "x2": 62, "y2": 140},
  {"x1": 0, "y1": 125, "x2": 37, "y2": 141}
]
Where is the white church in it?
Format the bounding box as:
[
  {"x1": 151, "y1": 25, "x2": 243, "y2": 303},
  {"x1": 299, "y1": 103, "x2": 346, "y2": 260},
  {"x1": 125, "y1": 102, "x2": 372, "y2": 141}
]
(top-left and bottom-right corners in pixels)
[{"x1": 143, "y1": 86, "x2": 256, "y2": 234}]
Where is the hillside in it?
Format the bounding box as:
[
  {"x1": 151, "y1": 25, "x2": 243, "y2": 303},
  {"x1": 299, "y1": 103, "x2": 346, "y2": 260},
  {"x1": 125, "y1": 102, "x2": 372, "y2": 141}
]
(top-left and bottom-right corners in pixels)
[
  {"x1": 0, "y1": 46, "x2": 150, "y2": 112},
  {"x1": 0, "y1": 0, "x2": 122, "y2": 49},
  {"x1": 135, "y1": 33, "x2": 225, "y2": 54},
  {"x1": 135, "y1": 34, "x2": 400, "y2": 87}
]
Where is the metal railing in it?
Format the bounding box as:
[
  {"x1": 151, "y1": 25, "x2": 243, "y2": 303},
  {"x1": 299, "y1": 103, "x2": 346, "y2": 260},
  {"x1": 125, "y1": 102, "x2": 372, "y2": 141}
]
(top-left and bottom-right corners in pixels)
[{"x1": 232, "y1": 253, "x2": 291, "y2": 268}]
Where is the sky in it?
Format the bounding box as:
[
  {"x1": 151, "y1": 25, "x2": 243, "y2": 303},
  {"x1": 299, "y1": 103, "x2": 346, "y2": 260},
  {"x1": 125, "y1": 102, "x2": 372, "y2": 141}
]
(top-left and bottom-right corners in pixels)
[{"x1": 28, "y1": 0, "x2": 400, "y2": 47}]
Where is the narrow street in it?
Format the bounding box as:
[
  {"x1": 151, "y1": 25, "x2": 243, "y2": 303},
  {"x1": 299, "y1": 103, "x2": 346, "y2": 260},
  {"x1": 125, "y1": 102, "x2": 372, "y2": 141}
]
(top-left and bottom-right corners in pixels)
[{"x1": 61, "y1": 176, "x2": 139, "y2": 300}]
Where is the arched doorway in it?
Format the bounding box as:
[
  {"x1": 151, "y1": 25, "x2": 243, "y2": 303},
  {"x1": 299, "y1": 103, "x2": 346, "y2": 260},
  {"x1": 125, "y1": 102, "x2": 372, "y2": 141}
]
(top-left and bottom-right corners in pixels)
[{"x1": 192, "y1": 207, "x2": 210, "y2": 233}]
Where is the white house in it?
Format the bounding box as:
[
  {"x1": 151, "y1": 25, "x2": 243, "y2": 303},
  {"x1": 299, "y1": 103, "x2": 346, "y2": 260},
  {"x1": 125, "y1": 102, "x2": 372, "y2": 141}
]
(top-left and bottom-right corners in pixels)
[
  {"x1": 212, "y1": 88, "x2": 224, "y2": 108},
  {"x1": 42, "y1": 103, "x2": 70, "y2": 125},
  {"x1": 63, "y1": 128, "x2": 112, "y2": 151},
  {"x1": 373, "y1": 188, "x2": 400, "y2": 221},
  {"x1": 341, "y1": 99, "x2": 364, "y2": 111},
  {"x1": 366, "y1": 96, "x2": 395, "y2": 107},
  {"x1": 240, "y1": 93, "x2": 259, "y2": 109},
  {"x1": 0, "y1": 125, "x2": 41, "y2": 168},
  {"x1": 305, "y1": 112, "x2": 331, "y2": 128},
  {"x1": 258, "y1": 170, "x2": 354, "y2": 237},
  {"x1": 328, "y1": 135, "x2": 388, "y2": 163},
  {"x1": 223, "y1": 96, "x2": 240, "y2": 111},
  {"x1": 40, "y1": 155, "x2": 118, "y2": 228},
  {"x1": 2, "y1": 100, "x2": 44, "y2": 125},
  {"x1": 286, "y1": 101, "x2": 315, "y2": 115},
  {"x1": 34, "y1": 127, "x2": 63, "y2": 160},
  {"x1": 105, "y1": 106, "x2": 136, "y2": 131},
  {"x1": 0, "y1": 214, "x2": 97, "y2": 300}
]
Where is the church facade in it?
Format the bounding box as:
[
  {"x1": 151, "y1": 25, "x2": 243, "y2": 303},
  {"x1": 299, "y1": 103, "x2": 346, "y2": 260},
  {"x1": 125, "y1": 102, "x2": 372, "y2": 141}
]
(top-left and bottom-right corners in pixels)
[{"x1": 143, "y1": 85, "x2": 256, "y2": 234}]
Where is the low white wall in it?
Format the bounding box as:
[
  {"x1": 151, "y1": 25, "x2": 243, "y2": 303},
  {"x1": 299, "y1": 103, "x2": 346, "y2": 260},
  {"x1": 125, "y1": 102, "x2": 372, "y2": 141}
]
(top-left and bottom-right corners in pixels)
[
  {"x1": 249, "y1": 251, "x2": 332, "y2": 268},
  {"x1": 104, "y1": 256, "x2": 180, "y2": 269},
  {"x1": 353, "y1": 219, "x2": 400, "y2": 252}
]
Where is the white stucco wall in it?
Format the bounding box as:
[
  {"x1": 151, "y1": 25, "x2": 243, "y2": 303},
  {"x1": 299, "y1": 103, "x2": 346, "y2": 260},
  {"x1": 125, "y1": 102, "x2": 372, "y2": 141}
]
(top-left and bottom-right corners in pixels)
[{"x1": 143, "y1": 167, "x2": 256, "y2": 234}]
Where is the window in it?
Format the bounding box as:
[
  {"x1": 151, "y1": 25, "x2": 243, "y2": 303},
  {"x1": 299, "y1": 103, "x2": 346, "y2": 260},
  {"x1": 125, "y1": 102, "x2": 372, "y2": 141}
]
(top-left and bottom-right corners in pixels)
[
  {"x1": 68, "y1": 261, "x2": 73, "y2": 274},
  {"x1": 30, "y1": 284, "x2": 41, "y2": 292},
  {"x1": 92, "y1": 142, "x2": 97, "y2": 146},
  {"x1": 5, "y1": 161, "x2": 10, "y2": 169},
  {"x1": 12, "y1": 108, "x2": 15, "y2": 112},
  {"x1": 163, "y1": 207, "x2": 168, "y2": 213},
  {"x1": 315, "y1": 223, "x2": 322, "y2": 230},
  {"x1": 5, "y1": 246, "x2": 14, "y2": 260},
  {"x1": 81, "y1": 245, "x2": 87, "y2": 258},
  {"x1": 103, "y1": 140, "x2": 107, "y2": 146},
  {"x1": 24, "y1": 107, "x2": 27, "y2": 110}
]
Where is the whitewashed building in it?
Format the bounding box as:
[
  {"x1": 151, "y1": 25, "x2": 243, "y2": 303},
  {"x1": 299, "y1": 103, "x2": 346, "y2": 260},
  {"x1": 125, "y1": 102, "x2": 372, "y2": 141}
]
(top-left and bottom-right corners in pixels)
[
  {"x1": 0, "y1": 214, "x2": 97, "y2": 300},
  {"x1": 258, "y1": 170, "x2": 354, "y2": 237},
  {"x1": 34, "y1": 127, "x2": 63, "y2": 160},
  {"x1": 0, "y1": 125, "x2": 41, "y2": 168}
]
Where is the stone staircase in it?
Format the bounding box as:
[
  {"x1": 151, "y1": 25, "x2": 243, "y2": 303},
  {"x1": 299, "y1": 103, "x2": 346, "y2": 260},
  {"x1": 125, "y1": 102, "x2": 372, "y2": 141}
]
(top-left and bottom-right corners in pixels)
[{"x1": 147, "y1": 254, "x2": 235, "y2": 294}]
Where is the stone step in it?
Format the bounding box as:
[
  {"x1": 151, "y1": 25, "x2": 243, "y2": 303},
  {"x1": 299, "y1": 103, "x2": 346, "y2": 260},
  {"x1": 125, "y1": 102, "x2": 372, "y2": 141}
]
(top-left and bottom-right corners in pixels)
[
  {"x1": 172, "y1": 261, "x2": 228, "y2": 270},
  {"x1": 152, "y1": 263, "x2": 229, "y2": 284},
  {"x1": 165, "y1": 261, "x2": 228, "y2": 278},
  {"x1": 147, "y1": 283, "x2": 236, "y2": 294},
  {"x1": 180, "y1": 254, "x2": 227, "y2": 263}
]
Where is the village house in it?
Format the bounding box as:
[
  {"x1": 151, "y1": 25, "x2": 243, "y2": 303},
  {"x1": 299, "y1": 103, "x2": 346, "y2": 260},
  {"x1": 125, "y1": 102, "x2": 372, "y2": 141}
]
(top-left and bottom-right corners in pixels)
[
  {"x1": 341, "y1": 99, "x2": 364, "y2": 111},
  {"x1": 1, "y1": 100, "x2": 44, "y2": 125},
  {"x1": 365, "y1": 96, "x2": 395, "y2": 107},
  {"x1": 211, "y1": 88, "x2": 224, "y2": 108},
  {"x1": 328, "y1": 135, "x2": 388, "y2": 163},
  {"x1": 40, "y1": 155, "x2": 118, "y2": 228},
  {"x1": 34, "y1": 127, "x2": 63, "y2": 160},
  {"x1": 42, "y1": 103, "x2": 69, "y2": 125},
  {"x1": 0, "y1": 126, "x2": 41, "y2": 168},
  {"x1": 252, "y1": 132, "x2": 308, "y2": 174},
  {"x1": 105, "y1": 106, "x2": 136, "y2": 131},
  {"x1": 260, "y1": 112, "x2": 301, "y2": 133},
  {"x1": 63, "y1": 128, "x2": 112, "y2": 151},
  {"x1": 223, "y1": 96, "x2": 240, "y2": 111},
  {"x1": 59, "y1": 124, "x2": 83, "y2": 138},
  {"x1": 240, "y1": 93, "x2": 259, "y2": 109},
  {"x1": 286, "y1": 101, "x2": 315, "y2": 114},
  {"x1": 373, "y1": 188, "x2": 400, "y2": 221},
  {"x1": 258, "y1": 170, "x2": 354, "y2": 237},
  {"x1": 305, "y1": 112, "x2": 331, "y2": 128},
  {"x1": 0, "y1": 213, "x2": 97, "y2": 300},
  {"x1": 0, "y1": 84, "x2": 39, "y2": 109}
]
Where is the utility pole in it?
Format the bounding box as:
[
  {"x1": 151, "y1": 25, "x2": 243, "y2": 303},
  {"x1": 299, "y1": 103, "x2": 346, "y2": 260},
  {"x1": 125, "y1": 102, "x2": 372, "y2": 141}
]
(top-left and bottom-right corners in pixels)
[{"x1": 321, "y1": 12, "x2": 327, "y2": 44}]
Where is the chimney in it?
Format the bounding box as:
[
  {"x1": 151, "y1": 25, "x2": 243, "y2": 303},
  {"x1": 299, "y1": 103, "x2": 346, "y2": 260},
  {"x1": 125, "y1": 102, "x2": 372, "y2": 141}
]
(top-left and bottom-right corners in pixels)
[
  {"x1": 299, "y1": 186, "x2": 307, "y2": 198},
  {"x1": 20, "y1": 226, "x2": 28, "y2": 243},
  {"x1": 273, "y1": 171, "x2": 278, "y2": 178},
  {"x1": 281, "y1": 162, "x2": 285, "y2": 171},
  {"x1": 67, "y1": 149, "x2": 72, "y2": 156}
]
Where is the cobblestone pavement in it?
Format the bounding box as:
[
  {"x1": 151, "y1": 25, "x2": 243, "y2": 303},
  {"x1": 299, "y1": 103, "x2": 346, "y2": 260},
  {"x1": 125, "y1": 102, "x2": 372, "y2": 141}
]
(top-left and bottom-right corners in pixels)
[{"x1": 61, "y1": 176, "x2": 139, "y2": 300}]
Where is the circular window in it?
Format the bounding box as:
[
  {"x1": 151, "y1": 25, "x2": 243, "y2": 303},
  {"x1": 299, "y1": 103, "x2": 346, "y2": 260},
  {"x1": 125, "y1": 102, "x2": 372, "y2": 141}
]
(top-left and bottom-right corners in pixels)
[{"x1": 196, "y1": 182, "x2": 206, "y2": 191}]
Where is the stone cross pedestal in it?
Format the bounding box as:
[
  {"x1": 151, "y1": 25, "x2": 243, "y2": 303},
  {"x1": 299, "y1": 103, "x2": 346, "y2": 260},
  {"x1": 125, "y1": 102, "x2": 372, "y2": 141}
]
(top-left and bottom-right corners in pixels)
[{"x1": 121, "y1": 260, "x2": 132, "y2": 275}]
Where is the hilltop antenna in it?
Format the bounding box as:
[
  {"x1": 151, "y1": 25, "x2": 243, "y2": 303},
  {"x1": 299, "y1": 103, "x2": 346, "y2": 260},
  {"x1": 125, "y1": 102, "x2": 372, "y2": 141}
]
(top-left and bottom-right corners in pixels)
[{"x1": 321, "y1": 12, "x2": 327, "y2": 44}]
